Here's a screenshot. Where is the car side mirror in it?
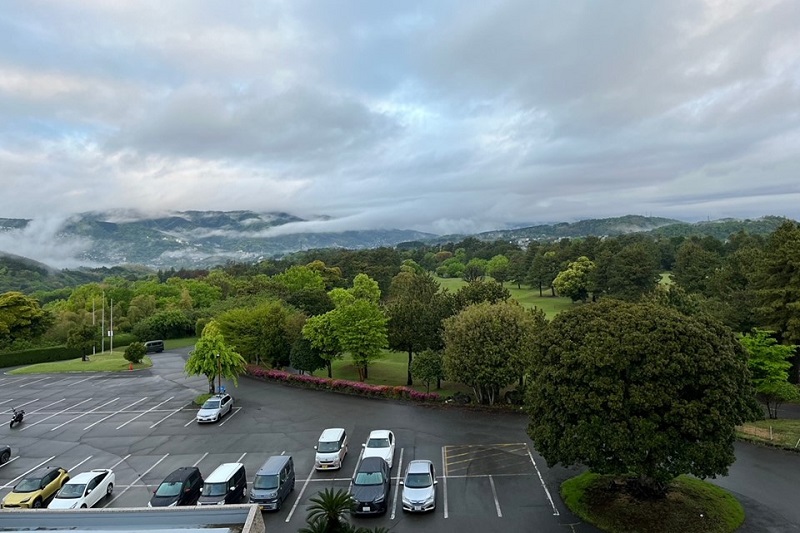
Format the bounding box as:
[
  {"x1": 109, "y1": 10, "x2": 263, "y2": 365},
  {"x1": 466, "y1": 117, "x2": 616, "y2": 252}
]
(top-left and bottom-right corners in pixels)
[
  {"x1": 313, "y1": 446, "x2": 317, "y2": 450},
  {"x1": 399, "y1": 481, "x2": 404, "y2": 485},
  {"x1": 153, "y1": 489, "x2": 157, "y2": 494},
  {"x1": 229, "y1": 487, "x2": 235, "y2": 492},
  {"x1": 434, "y1": 480, "x2": 438, "y2": 485},
  {"x1": 361, "y1": 444, "x2": 366, "y2": 448},
  {"x1": 86, "y1": 488, "x2": 92, "y2": 494}
]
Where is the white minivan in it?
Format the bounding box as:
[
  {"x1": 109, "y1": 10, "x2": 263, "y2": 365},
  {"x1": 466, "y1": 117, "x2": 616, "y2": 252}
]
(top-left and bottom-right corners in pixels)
[{"x1": 314, "y1": 428, "x2": 348, "y2": 470}]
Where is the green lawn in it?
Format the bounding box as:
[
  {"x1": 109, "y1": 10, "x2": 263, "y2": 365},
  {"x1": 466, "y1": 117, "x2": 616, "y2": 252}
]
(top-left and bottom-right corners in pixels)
[
  {"x1": 561, "y1": 472, "x2": 744, "y2": 533},
  {"x1": 7, "y1": 337, "x2": 198, "y2": 375},
  {"x1": 8, "y1": 351, "x2": 153, "y2": 374},
  {"x1": 737, "y1": 418, "x2": 800, "y2": 449},
  {"x1": 434, "y1": 276, "x2": 574, "y2": 318},
  {"x1": 310, "y1": 349, "x2": 472, "y2": 396}
]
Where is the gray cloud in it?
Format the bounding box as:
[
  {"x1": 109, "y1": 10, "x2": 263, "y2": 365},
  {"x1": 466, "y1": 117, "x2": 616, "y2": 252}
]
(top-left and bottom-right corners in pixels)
[{"x1": 0, "y1": 0, "x2": 799, "y2": 237}]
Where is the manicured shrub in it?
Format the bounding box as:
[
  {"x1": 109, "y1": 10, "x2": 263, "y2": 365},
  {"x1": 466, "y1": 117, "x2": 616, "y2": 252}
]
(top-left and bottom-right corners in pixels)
[{"x1": 124, "y1": 342, "x2": 147, "y2": 364}]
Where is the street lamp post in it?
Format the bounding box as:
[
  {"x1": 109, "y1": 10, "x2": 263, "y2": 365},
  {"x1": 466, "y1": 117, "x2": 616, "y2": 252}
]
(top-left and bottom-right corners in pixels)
[{"x1": 216, "y1": 353, "x2": 221, "y2": 395}]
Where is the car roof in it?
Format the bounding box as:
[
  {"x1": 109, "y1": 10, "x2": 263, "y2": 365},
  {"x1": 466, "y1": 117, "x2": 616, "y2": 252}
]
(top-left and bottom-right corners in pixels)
[
  {"x1": 357, "y1": 457, "x2": 386, "y2": 471},
  {"x1": 205, "y1": 463, "x2": 244, "y2": 484},
  {"x1": 319, "y1": 428, "x2": 345, "y2": 440},
  {"x1": 257, "y1": 455, "x2": 291, "y2": 476},
  {"x1": 209, "y1": 393, "x2": 230, "y2": 400},
  {"x1": 368, "y1": 429, "x2": 392, "y2": 439},
  {"x1": 163, "y1": 466, "x2": 200, "y2": 483},
  {"x1": 27, "y1": 466, "x2": 63, "y2": 479},
  {"x1": 406, "y1": 460, "x2": 432, "y2": 474},
  {"x1": 64, "y1": 470, "x2": 106, "y2": 484}
]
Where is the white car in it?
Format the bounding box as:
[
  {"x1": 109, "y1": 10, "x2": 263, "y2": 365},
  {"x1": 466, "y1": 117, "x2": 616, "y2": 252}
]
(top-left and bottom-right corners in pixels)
[
  {"x1": 48, "y1": 469, "x2": 115, "y2": 509},
  {"x1": 361, "y1": 430, "x2": 395, "y2": 469},
  {"x1": 196, "y1": 393, "x2": 233, "y2": 423}
]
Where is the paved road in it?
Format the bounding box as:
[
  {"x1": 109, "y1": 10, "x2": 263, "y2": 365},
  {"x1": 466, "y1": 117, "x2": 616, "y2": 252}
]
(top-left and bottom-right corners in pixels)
[{"x1": 0, "y1": 350, "x2": 798, "y2": 532}]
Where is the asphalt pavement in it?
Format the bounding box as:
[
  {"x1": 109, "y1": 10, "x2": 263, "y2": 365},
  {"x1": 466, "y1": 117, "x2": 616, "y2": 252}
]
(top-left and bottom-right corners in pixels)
[{"x1": 0, "y1": 350, "x2": 798, "y2": 532}]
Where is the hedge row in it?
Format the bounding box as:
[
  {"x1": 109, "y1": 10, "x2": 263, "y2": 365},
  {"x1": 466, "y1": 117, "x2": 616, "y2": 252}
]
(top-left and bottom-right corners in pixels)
[
  {"x1": 245, "y1": 365, "x2": 441, "y2": 402},
  {"x1": 0, "y1": 334, "x2": 138, "y2": 369},
  {"x1": 0, "y1": 345, "x2": 82, "y2": 368}
]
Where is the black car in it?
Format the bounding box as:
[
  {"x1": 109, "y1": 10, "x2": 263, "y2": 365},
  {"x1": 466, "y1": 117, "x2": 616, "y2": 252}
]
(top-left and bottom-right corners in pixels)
[
  {"x1": 351, "y1": 457, "x2": 390, "y2": 515},
  {"x1": 0, "y1": 445, "x2": 10, "y2": 464},
  {"x1": 148, "y1": 467, "x2": 203, "y2": 507}
]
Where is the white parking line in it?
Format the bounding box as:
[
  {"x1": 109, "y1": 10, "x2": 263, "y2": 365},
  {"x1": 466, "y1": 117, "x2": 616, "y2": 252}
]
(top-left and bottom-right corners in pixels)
[
  {"x1": 192, "y1": 452, "x2": 208, "y2": 467},
  {"x1": 285, "y1": 465, "x2": 315, "y2": 523},
  {"x1": 17, "y1": 376, "x2": 51, "y2": 387},
  {"x1": 68, "y1": 456, "x2": 93, "y2": 473},
  {"x1": 0, "y1": 456, "x2": 56, "y2": 489},
  {"x1": 84, "y1": 397, "x2": 148, "y2": 430},
  {"x1": 51, "y1": 398, "x2": 120, "y2": 431},
  {"x1": 12, "y1": 397, "x2": 42, "y2": 410},
  {"x1": 107, "y1": 453, "x2": 169, "y2": 504},
  {"x1": 236, "y1": 452, "x2": 247, "y2": 463},
  {"x1": 109, "y1": 454, "x2": 132, "y2": 470},
  {"x1": 218, "y1": 406, "x2": 242, "y2": 426},
  {"x1": 0, "y1": 399, "x2": 13, "y2": 407},
  {"x1": 390, "y1": 447, "x2": 404, "y2": 520},
  {"x1": 0, "y1": 457, "x2": 19, "y2": 469},
  {"x1": 527, "y1": 446, "x2": 559, "y2": 516},
  {"x1": 348, "y1": 448, "x2": 364, "y2": 494},
  {"x1": 441, "y1": 446, "x2": 449, "y2": 519},
  {"x1": 116, "y1": 397, "x2": 174, "y2": 430},
  {"x1": 26, "y1": 398, "x2": 65, "y2": 414},
  {"x1": 489, "y1": 475, "x2": 502, "y2": 517},
  {"x1": 69, "y1": 375, "x2": 98, "y2": 386},
  {"x1": 149, "y1": 404, "x2": 187, "y2": 429},
  {"x1": 20, "y1": 398, "x2": 94, "y2": 431}
]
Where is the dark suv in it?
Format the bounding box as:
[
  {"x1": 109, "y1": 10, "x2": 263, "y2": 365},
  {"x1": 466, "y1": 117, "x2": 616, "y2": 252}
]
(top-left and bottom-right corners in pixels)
[
  {"x1": 351, "y1": 457, "x2": 390, "y2": 515},
  {"x1": 148, "y1": 467, "x2": 203, "y2": 507}
]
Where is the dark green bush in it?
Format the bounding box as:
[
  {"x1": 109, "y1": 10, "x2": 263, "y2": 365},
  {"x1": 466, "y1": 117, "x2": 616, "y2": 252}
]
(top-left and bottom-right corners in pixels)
[
  {"x1": 124, "y1": 342, "x2": 147, "y2": 364},
  {"x1": 0, "y1": 345, "x2": 81, "y2": 368}
]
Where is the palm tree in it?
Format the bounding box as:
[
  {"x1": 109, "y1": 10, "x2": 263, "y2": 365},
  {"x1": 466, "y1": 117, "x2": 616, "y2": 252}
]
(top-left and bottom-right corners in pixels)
[{"x1": 301, "y1": 488, "x2": 355, "y2": 533}]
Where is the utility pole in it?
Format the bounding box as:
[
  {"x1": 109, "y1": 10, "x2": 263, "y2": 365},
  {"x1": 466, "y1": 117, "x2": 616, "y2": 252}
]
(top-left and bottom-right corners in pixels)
[
  {"x1": 101, "y1": 291, "x2": 105, "y2": 353},
  {"x1": 109, "y1": 298, "x2": 114, "y2": 354},
  {"x1": 92, "y1": 298, "x2": 96, "y2": 356},
  {"x1": 217, "y1": 353, "x2": 222, "y2": 395}
]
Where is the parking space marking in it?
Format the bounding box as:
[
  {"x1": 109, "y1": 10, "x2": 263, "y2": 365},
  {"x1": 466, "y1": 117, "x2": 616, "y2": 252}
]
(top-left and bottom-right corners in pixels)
[
  {"x1": 285, "y1": 463, "x2": 315, "y2": 523},
  {"x1": 236, "y1": 452, "x2": 247, "y2": 463},
  {"x1": 192, "y1": 452, "x2": 208, "y2": 467},
  {"x1": 0, "y1": 456, "x2": 56, "y2": 489},
  {"x1": 26, "y1": 398, "x2": 66, "y2": 415},
  {"x1": 527, "y1": 445, "x2": 559, "y2": 516},
  {"x1": 109, "y1": 454, "x2": 132, "y2": 470},
  {"x1": 0, "y1": 457, "x2": 19, "y2": 469},
  {"x1": 68, "y1": 456, "x2": 93, "y2": 473},
  {"x1": 441, "y1": 446, "x2": 449, "y2": 519},
  {"x1": 218, "y1": 406, "x2": 242, "y2": 426},
  {"x1": 48, "y1": 375, "x2": 96, "y2": 387},
  {"x1": 390, "y1": 447, "x2": 404, "y2": 520},
  {"x1": 0, "y1": 399, "x2": 13, "y2": 407},
  {"x1": 21, "y1": 398, "x2": 94, "y2": 431},
  {"x1": 84, "y1": 397, "x2": 148, "y2": 430},
  {"x1": 116, "y1": 397, "x2": 174, "y2": 430},
  {"x1": 13, "y1": 397, "x2": 42, "y2": 410},
  {"x1": 17, "y1": 376, "x2": 51, "y2": 387},
  {"x1": 107, "y1": 453, "x2": 169, "y2": 505},
  {"x1": 489, "y1": 475, "x2": 502, "y2": 517},
  {"x1": 51, "y1": 398, "x2": 120, "y2": 431},
  {"x1": 149, "y1": 403, "x2": 188, "y2": 428},
  {"x1": 348, "y1": 448, "x2": 364, "y2": 494}
]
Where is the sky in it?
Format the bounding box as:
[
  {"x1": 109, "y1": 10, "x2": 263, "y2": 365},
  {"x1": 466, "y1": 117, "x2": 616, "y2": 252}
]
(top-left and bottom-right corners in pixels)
[{"x1": 2, "y1": 0, "x2": 800, "y2": 236}]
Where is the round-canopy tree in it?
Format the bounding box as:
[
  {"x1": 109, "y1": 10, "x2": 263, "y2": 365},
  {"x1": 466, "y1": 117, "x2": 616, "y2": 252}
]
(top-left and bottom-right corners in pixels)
[{"x1": 527, "y1": 299, "x2": 758, "y2": 497}]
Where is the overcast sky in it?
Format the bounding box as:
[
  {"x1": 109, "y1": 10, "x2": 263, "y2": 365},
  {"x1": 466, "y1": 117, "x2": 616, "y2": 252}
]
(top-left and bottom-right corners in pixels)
[{"x1": 2, "y1": 0, "x2": 800, "y2": 235}]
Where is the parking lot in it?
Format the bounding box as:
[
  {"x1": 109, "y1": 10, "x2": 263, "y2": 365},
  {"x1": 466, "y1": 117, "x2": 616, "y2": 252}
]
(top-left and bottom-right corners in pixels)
[{"x1": 0, "y1": 351, "x2": 592, "y2": 532}]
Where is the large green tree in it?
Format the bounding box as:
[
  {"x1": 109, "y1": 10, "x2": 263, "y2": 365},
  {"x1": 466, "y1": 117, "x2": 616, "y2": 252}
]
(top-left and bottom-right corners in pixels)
[
  {"x1": 66, "y1": 323, "x2": 99, "y2": 362},
  {"x1": 385, "y1": 271, "x2": 451, "y2": 385},
  {"x1": 185, "y1": 321, "x2": 247, "y2": 394},
  {"x1": 443, "y1": 301, "x2": 539, "y2": 405},
  {"x1": 741, "y1": 329, "x2": 799, "y2": 418},
  {"x1": 602, "y1": 242, "x2": 661, "y2": 301},
  {"x1": 216, "y1": 301, "x2": 299, "y2": 367},
  {"x1": 527, "y1": 300, "x2": 758, "y2": 497},
  {"x1": 0, "y1": 291, "x2": 53, "y2": 349},
  {"x1": 753, "y1": 221, "x2": 800, "y2": 345},
  {"x1": 486, "y1": 255, "x2": 510, "y2": 286},
  {"x1": 553, "y1": 256, "x2": 595, "y2": 302},
  {"x1": 302, "y1": 313, "x2": 343, "y2": 378},
  {"x1": 526, "y1": 250, "x2": 559, "y2": 297}
]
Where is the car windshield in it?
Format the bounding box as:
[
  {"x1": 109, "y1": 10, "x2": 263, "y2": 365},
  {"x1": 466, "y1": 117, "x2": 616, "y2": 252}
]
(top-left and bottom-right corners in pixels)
[
  {"x1": 253, "y1": 474, "x2": 279, "y2": 490},
  {"x1": 404, "y1": 472, "x2": 433, "y2": 488},
  {"x1": 14, "y1": 478, "x2": 43, "y2": 492},
  {"x1": 56, "y1": 483, "x2": 86, "y2": 499},
  {"x1": 367, "y1": 438, "x2": 390, "y2": 448},
  {"x1": 354, "y1": 471, "x2": 383, "y2": 485},
  {"x1": 317, "y1": 441, "x2": 340, "y2": 453},
  {"x1": 155, "y1": 481, "x2": 182, "y2": 497},
  {"x1": 202, "y1": 482, "x2": 227, "y2": 497},
  {"x1": 202, "y1": 400, "x2": 220, "y2": 409}
]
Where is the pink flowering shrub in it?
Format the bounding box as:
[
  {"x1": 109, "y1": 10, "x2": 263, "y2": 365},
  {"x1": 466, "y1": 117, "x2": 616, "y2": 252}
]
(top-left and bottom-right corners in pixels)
[{"x1": 245, "y1": 364, "x2": 440, "y2": 402}]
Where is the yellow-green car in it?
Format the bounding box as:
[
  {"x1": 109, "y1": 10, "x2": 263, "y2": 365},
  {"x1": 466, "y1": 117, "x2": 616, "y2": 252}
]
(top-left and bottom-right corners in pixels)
[{"x1": 1, "y1": 466, "x2": 70, "y2": 508}]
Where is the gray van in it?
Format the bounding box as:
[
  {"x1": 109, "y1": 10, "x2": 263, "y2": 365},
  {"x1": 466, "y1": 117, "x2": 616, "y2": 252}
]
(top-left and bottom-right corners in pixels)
[
  {"x1": 249, "y1": 455, "x2": 295, "y2": 511},
  {"x1": 197, "y1": 463, "x2": 247, "y2": 506},
  {"x1": 144, "y1": 340, "x2": 164, "y2": 353}
]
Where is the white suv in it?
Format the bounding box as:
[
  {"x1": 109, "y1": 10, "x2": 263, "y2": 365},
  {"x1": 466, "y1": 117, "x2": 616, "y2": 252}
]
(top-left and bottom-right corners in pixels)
[
  {"x1": 314, "y1": 428, "x2": 348, "y2": 470},
  {"x1": 196, "y1": 393, "x2": 233, "y2": 423},
  {"x1": 361, "y1": 430, "x2": 395, "y2": 469}
]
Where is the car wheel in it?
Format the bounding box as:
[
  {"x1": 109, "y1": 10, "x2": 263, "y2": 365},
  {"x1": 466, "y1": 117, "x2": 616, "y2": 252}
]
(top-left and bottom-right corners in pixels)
[
  {"x1": 0, "y1": 450, "x2": 10, "y2": 464},
  {"x1": 106, "y1": 483, "x2": 114, "y2": 497},
  {"x1": 32, "y1": 498, "x2": 42, "y2": 509}
]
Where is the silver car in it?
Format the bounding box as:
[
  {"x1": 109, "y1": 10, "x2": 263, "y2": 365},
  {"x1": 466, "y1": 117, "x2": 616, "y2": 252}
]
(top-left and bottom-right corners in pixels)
[
  {"x1": 196, "y1": 393, "x2": 233, "y2": 423},
  {"x1": 400, "y1": 460, "x2": 437, "y2": 512}
]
